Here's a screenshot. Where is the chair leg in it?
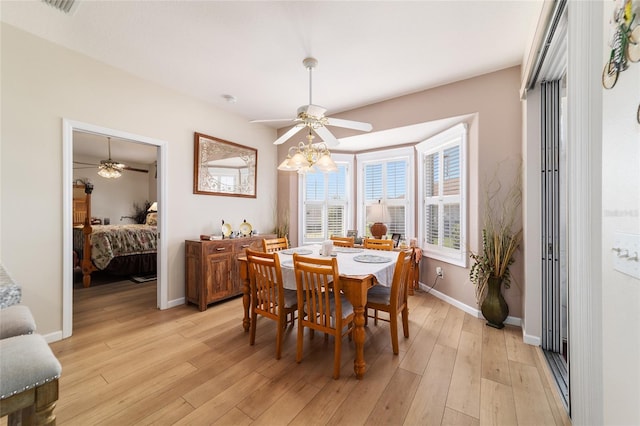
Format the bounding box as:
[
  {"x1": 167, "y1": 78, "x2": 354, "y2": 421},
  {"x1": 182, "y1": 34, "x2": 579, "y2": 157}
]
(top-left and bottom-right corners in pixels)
[
  {"x1": 374, "y1": 309, "x2": 379, "y2": 326},
  {"x1": 333, "y1": 334, "x2": 341, "y2": 379},
  {"x1": 296, "y1": 321, "x2": 304, "y2": 363},
  {"x1": 276, "y1": 315, "x2": 285, "y2": 360},
  {"x1": 402, "y1": 307, "x2": 410, "y2": 338},
  {"x1": 364, "y1": 307, "x2": 368, "y2": 326},
  {"x1": 249, "y1": 310, "x2": 257, "y2": 345},
  {"x1": 389, "y1": 313, "x2": 399, "y2": 355}
]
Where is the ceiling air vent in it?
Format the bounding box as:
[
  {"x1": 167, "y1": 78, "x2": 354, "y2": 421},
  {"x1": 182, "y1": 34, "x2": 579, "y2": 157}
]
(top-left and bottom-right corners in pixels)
[{"x1": 42, "y1": 0, "x2": 76, "y2": 14}]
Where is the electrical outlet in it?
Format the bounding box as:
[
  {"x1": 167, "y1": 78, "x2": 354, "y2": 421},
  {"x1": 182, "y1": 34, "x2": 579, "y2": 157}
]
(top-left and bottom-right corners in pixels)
[{"x1": 436, "y1": 266, "x2": 443, "y2": 278}]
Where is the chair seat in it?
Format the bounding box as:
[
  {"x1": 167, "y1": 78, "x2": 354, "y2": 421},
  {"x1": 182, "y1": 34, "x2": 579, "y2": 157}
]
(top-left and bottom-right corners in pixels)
[
  {"x1": 256, "y1": 288, "x2": 298, "y2": 310},
  {"x1": 367, "y1": 285, "x2": 391, "y2": 305},
  {"x1": 305, "y1": 291, "x2": 353, "y2": 321},
  {"x1": 282, "y1": 288, "x2": 298, "y2": 309},
  {"x1": 0, "y1": 334, "x2": 61, "y2": 400}
]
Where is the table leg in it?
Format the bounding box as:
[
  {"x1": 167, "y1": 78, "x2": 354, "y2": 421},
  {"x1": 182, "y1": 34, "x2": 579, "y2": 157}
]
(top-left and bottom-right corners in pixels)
[
  {"x1": 238, "y1": 258, "x2": 251, "y2": 332},
  {"x1": 352, "y1": 305, "x2": 367, "y2": 379},
  {"x1": 341, "y1": 275, "x2": 373, "y2": 379}
]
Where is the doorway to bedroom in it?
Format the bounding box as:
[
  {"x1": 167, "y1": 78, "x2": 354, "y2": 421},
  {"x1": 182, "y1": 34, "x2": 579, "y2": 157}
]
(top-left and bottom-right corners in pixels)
[
  {"x1": 63, "y1": 120, "x2": 168, "y2": 338},
  {"x1": 72, "y1": 131, "x2": 158, "y2": 289}
]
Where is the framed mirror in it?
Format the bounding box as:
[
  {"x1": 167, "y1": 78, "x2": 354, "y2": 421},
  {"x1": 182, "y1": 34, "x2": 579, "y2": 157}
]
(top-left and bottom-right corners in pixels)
[{"x1": 193, "y1": 132, "x2": 257, "y2": 198}]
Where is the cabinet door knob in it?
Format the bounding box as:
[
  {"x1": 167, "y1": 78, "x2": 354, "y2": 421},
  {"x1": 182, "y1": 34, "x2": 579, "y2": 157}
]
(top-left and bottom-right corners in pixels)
[
  {"x1": 241, "y1": 244, "x2": 250, "y2": 248},
  {"x1": 216, "y1": 247, "x2": 226, "y2": 251}
]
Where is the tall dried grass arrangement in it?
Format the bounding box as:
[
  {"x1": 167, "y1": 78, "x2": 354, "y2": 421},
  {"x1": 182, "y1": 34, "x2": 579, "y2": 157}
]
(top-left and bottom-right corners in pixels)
[
  {"x1": 469, "y1": 169, "x2": 523, "y2": 304},
  {"x1": 274, "y1": 209, "x2": 289, "y2": 238}
]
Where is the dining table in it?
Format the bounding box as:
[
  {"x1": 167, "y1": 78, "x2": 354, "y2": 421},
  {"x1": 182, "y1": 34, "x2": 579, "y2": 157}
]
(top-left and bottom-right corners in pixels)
[{"x1": 237, "y1": 244, "x2": 399, "y2": 379}]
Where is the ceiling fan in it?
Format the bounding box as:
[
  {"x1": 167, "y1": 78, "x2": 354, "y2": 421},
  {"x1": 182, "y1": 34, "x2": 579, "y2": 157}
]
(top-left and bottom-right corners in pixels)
[
  {"x1": 251, "y1": 57, "x2": 373, "y2": 147},
  {"x1": 73, "y1": 161, "x2": 148, "y2": 174}
]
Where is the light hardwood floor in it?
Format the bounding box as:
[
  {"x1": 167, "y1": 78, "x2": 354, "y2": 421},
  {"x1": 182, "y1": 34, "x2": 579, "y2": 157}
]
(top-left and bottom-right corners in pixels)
[{"x1": 42, "y1": 280, "x2": 570, "y2": 425}]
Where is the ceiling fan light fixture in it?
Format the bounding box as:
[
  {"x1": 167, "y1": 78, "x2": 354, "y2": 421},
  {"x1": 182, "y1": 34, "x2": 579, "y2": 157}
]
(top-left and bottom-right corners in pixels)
[
  {"x1": 289, "y1": 151, "x2": 309, "y2": 168},
  {"x1": 97, "y1": 137, "x2": 126, "y2": 179},
  {"x1": 315, "y1": 153, "x2": 337, "y2": 172},
  {"x1": 277, "y1": 131, "x2": 336, "y2": 175},
  {"x1": 277, "y1": 156, "x2": 298, "y2": 171}
]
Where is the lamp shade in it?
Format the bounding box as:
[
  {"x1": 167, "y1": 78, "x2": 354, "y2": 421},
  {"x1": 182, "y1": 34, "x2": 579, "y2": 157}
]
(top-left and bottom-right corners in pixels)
[
  {"x1": 368, "y1": 202, "x2": 389, "y2": 223},
  {"x1": 315, "y1": 153, "x2": 337, "y2": 172},
  {"x1": 277, "y1": 157, "x2": 298, "y2": 171}
]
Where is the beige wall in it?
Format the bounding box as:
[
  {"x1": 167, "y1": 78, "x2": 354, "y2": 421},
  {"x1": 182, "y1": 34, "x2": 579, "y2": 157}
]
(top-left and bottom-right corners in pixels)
[
  {"x1": 0, "y1": 23, "x2": 278, "y2": 335},
  {"x1": 278, "y1": 67, "x2": 524, "y2": 318}
]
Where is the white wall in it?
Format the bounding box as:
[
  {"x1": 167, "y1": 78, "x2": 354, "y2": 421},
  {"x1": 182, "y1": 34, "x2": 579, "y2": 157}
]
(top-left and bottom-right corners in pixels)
[
  {"x1": 601, "y1": 1, "x2": 640, "y2": 423},
  {"x1": 0, "y1": 23, "x2": 278, "y2": 335}
]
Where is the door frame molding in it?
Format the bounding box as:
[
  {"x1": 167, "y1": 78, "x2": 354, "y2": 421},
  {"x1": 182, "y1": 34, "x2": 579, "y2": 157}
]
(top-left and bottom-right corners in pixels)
[{"x1": 62, "y1": 119, "x2": 169, "y2": 338}]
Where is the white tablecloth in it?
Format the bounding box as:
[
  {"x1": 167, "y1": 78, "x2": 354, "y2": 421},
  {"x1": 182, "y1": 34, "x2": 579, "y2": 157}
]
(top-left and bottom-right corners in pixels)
[{"x1": 276, "y1": 244, "x2": 398, "y2": 290}]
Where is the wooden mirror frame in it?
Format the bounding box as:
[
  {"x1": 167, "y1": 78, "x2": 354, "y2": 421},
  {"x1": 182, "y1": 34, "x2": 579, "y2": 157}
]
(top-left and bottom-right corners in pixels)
[{"x1": 193, "y1": 132, "x2": 257, "y2": 198}]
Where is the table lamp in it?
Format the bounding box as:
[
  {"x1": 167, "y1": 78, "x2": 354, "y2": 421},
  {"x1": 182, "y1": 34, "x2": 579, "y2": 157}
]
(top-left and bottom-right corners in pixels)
[{"x1": 368, "y1": 200, "x2": 389, "y2": 239}]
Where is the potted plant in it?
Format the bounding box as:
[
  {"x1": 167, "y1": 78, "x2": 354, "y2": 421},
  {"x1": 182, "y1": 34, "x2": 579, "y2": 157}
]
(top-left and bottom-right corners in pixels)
[{"x1": 469, "y1": 172, "x2": 522, "y2": 329}]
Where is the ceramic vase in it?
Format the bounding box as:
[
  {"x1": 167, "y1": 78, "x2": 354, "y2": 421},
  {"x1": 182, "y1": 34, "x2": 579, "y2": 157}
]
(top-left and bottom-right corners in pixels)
[{"x1": 481, "y1": 276, "x2": 509, "y2": 329}]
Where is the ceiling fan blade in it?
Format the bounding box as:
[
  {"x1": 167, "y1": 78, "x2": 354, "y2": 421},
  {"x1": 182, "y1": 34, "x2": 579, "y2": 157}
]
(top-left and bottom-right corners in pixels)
[
  {"x1": 315, "y1": 126, "x2": 340, "y2": 148},
  {"x1": 250, "y1": 118, "x2": 296, "y2": 124},
  {"x1": 326, "y1": 117, "x2": 373, "y2": 132},
  {"x1": 273, "y1": 125, "x2": 305, "y2": 145},
  {"x1": 74, "y1": 161, "x2": 98, "y2": 166},
  {"x1": 123, "y1": 166, "x2": 149, "y2": 173}
]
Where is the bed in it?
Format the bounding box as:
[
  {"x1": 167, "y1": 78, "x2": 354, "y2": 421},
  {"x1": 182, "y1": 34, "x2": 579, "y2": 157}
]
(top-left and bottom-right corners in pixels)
[{"x1": 73, "y1": 183, "x2": 157, "y2": 287}]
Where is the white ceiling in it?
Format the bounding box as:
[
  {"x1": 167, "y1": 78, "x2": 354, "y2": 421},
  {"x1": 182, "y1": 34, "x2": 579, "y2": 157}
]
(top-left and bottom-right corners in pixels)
[{"x1": 2, "y1": 0, "x2": 543, "y2": 160}]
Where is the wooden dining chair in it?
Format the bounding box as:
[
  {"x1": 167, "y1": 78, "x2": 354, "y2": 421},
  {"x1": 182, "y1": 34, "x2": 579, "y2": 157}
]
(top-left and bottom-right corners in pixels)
[
  {"x1": 330, "y1": 235, "x2": 355, "y2": 248},
  {"x1": 292, "y1": 253, "x2": 354, "y2": 379},
  {"x1": 363, "y1": 238, "x2": 394, "y2": 251},
  {"x1": 262, "y1": 236, "x2": 289, "y2": 253},
  {"x1": 365, "y1": 249, "x2": 413, "y2": 354},
  {"x1": 245, "y1": 249, "x2": 298, "y2": 359}
]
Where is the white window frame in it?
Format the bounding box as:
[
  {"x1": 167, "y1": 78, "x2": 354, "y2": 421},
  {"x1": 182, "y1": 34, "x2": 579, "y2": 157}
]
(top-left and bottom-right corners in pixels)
[
  {"x1": 298, "y1": 153, "x2": 354, "y2": 244},
  {"x1": 356, "y1": 147, "x2": 414, "y2": 240},
  {"x1": 416, "y1": 123, "x2": 468, "y2": 266}
]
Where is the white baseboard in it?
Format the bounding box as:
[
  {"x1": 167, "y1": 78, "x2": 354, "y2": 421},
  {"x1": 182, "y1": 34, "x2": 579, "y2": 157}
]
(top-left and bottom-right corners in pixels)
[
  {"x1": 417, "y1": 282, "x2": 522, "y2": 328},
  {"x1": 523, "y1": 331, "x2": 542, "y2": 346},
  {"x1": 166, "y1": 297, "x2": 185, "y2": 309},
  {"x1": 44, "y1": 330, "x2": 63, "y2": 343}
]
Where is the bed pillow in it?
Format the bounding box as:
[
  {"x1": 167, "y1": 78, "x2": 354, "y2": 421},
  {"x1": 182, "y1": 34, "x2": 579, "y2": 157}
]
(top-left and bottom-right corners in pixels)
[{"x1": 145, "y1": 212, "x2": 158, "y2": 226}]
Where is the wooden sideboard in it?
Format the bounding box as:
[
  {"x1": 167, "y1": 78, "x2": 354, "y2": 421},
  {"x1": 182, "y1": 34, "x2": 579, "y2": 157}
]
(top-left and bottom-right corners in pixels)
[{"x1": 184, "y1": 234, "x2": 274, "y2": 311}]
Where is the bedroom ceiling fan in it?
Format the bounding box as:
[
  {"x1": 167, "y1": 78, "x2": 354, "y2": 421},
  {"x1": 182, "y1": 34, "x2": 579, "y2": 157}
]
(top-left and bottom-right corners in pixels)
[
  {"x1": 251, "y1": 57, "x2": 373, "y2": 147},
  {"x1": 73, "y1": 161, "x2": 148, "y2": 174}
]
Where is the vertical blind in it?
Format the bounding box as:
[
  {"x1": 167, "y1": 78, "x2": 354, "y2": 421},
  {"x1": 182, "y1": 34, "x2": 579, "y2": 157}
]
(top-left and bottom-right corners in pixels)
[{"x1": 541, "y1": 79, "x2": 562, "y2": 353}]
